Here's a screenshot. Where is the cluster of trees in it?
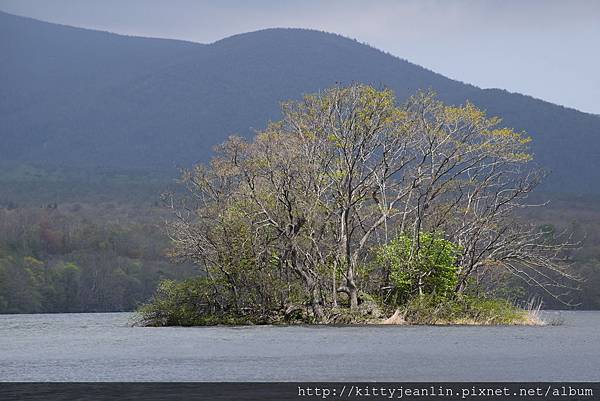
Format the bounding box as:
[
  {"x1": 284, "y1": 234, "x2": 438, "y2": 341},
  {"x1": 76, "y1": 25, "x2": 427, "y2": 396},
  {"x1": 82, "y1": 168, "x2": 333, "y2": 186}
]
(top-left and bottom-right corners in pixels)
[
  {"x1": 159, "y1": 84, "x2": 578, "y2": 323},
  {"x1": 0, "y1": 203, "x2": 195, "y2": 313}
]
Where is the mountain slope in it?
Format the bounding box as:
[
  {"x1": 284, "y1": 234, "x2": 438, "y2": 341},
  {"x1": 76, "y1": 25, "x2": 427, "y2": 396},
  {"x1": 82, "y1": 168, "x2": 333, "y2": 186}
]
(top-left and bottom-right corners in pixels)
[{"x1": 1, "y1": 11, "x2": 599, "y2": 193}]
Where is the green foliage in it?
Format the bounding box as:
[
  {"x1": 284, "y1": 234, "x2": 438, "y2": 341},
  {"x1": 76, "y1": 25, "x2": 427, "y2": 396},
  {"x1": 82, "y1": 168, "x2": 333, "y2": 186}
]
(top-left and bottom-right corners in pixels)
[
  {"x1": 375, "y1": 232, "x2": 460, "y2": 304},
  {"x1": 136, "y1": 278, "x2": 275, "y2": 326},
  {"x1": 137, "y1": 278, "x2": 218, "y2": 326},
  {"x1": 0, "y1": 202, "x2": 197, "y2": 314}
]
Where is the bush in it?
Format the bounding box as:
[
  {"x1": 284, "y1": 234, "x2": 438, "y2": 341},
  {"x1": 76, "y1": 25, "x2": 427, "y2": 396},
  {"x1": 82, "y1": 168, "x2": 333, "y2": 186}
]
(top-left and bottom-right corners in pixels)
[
  {"x1": 135, "y1": 277, "x2": 277, "y2": 326},
  {"x1": 375, "y1": 232, "x2": 459, "y2": 304},
  {"x1": 137, "y1": 278, "x2": 226, "y2": 326}
]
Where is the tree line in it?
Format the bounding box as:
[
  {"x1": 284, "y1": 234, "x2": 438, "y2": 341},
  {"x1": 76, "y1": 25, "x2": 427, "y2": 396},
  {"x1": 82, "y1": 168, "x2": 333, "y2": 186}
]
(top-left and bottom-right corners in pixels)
[{"x1": 0, "y1": 203, "x2": 195, "y2": 313}]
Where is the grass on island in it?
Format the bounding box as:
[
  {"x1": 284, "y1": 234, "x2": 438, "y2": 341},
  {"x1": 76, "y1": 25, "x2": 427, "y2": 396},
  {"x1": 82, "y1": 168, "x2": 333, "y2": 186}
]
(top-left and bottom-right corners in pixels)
[{"x1": 394, "y1": 294, "x2": 544, "y2": 326}]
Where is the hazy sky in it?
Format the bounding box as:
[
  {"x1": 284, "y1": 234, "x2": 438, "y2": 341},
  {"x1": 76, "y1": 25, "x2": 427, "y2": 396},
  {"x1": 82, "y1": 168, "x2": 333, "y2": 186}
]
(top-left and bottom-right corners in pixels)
[{"x1": 2, "y1": 0, "x2": 599, "y2": 114}]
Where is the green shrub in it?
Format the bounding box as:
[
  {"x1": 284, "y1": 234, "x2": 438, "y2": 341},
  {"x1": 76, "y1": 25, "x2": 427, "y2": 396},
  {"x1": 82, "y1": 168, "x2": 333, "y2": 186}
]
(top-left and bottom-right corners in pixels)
[
  {"x1": 137, "y1": 278, "x2": 224, "y2": 326},
  {"x1": 135, "y1": 277, "x2": 279, "y2": 326},
  {"x1": 375, "y1": 232, "x2": 459, "y2": 304}
]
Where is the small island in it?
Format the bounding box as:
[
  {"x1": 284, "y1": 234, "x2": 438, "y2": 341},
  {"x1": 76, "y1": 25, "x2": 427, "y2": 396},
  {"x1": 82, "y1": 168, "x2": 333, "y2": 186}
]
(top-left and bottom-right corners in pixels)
[{"x1": 137, "y1": 84, "x2": 576, "y2": 327}]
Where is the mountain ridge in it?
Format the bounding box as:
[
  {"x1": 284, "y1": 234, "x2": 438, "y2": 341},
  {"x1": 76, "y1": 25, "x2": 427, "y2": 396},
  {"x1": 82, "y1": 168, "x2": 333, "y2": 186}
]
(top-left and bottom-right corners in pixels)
[
  {"x1": 1, "y1": 11, "x2": 599, "y2": 193},
  {"x1": 5, "y1": 11, "x2": 589, "y2": 115}
]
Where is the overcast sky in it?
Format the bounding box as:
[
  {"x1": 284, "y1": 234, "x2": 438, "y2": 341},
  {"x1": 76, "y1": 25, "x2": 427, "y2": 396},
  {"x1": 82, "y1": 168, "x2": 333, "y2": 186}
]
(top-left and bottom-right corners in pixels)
[{"x1": 2, "y1": 0, "x2": 599, "y2": 114}]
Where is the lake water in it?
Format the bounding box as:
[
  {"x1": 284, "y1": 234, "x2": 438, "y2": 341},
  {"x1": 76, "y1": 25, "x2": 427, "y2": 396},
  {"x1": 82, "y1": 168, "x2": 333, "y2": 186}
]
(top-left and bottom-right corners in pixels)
[{"x1": 1, "y1": 311, "x2": 599, "y2": 381}]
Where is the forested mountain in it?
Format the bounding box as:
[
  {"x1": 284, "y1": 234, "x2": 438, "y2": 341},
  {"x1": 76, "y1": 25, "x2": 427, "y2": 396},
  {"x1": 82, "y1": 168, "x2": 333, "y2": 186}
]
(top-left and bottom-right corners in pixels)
[{"x1": 1, "y1": 11, "x2": 599, "y2": 193}]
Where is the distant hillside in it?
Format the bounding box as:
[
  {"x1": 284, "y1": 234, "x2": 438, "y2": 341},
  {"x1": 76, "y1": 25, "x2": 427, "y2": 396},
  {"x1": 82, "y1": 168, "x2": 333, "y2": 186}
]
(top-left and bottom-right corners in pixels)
[{"x1": 1, "y1": 11, "x2": 599, "y2": 193}]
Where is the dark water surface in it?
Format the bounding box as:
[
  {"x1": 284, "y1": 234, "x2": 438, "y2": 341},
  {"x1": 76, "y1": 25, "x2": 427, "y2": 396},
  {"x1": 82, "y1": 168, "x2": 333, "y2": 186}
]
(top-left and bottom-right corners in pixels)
[{"x1": 1, "y1": 311, "x2": 599, "y2": 381}]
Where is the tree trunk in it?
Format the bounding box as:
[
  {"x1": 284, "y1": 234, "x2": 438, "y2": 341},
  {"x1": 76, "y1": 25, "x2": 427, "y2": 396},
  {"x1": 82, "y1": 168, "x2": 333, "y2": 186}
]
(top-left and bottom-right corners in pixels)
[
  {"x1": 312, "y1": 291, "x2": 325, "y2": 322},
  {"x1": 332, "y1": 261, "x2": 338, "y2": 308},
  {"x1": 345, "y1": 258, "x2": 359, "y2": 310},
  {"x1": 348, "y1": 282, "x2": 358, "y2": 309},
  {"x1": 340, "y1": 208, "x2": 359, "y2": 310},
  {"x1": 347, "y1": 257, "x2": 359, "y2": 309}
]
